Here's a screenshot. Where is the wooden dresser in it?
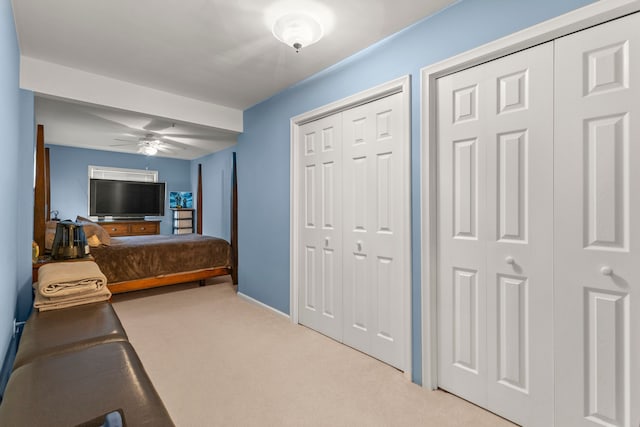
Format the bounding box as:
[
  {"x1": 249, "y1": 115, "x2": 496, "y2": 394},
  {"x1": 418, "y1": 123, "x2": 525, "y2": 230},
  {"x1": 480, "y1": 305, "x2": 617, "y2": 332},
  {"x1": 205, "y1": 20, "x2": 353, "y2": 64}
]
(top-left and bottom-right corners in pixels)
[{"x1": 97, "y1": 220, "x2": 160, "y2": 236}]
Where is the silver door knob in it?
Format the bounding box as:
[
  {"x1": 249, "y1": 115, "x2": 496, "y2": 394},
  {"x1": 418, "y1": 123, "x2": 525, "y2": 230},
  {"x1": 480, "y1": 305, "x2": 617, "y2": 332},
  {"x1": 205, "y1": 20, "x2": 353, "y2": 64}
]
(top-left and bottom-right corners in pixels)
[
  {"x1": 505, "y1": 256, "x2": 515, "y2": 265},
  {"x1": 600, "y1": 266, "x2": 613, "y2": 276},
  {"x1": 357, "y1": 241, "x2": 363, "y2": 252},
  {"x1": 325, "y1": 237, "x2": 330, "y2": 247}
]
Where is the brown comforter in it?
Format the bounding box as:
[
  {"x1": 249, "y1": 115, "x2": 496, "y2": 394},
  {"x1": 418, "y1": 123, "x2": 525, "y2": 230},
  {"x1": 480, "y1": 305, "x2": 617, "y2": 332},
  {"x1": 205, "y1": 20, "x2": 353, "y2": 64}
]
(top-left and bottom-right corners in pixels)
[{"x1": 90, "y1": 234, "x2": 231, "y2": 284}]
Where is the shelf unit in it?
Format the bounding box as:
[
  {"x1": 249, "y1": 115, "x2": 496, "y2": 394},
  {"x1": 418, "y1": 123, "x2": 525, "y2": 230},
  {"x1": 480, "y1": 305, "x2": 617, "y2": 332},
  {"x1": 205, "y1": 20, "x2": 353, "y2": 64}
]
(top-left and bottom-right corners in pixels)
[{"x1": 171, "y1": 209, "x2": 194, "y2": 234}]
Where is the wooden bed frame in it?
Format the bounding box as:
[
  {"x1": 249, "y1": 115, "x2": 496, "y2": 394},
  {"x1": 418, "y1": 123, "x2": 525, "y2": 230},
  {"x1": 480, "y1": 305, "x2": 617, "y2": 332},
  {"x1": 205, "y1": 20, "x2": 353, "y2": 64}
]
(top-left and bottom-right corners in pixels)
[
  {"x1": 33, "y1": 124, "x2": 238, "y2": 293},
  {"x1": 107, "y1": 267, "x2": 231, "y2": 294}
]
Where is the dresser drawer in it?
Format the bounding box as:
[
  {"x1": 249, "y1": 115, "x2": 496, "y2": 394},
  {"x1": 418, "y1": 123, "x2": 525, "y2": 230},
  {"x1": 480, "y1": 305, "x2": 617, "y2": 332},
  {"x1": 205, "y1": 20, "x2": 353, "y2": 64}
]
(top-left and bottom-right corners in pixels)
[
  {"x1": 130, "y1": 222, "x2": 158, "y2": 235},
  {"x1": 98, "y1": 220, "x2": 160, "y2": 236},
  {"x1": 103, "y1": 223, "x2": 129, "y2": 236}
]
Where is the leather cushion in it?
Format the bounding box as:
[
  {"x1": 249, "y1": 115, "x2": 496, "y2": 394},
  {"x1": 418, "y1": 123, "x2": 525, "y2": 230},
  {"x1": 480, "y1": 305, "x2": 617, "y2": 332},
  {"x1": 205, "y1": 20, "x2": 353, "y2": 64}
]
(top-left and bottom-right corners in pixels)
[
  {"x1": 13, "y1": 302, "x2": 128, "y2": 369},
  {"x1": 0, "y1": 341, "x2": 174, "y2": 426}
]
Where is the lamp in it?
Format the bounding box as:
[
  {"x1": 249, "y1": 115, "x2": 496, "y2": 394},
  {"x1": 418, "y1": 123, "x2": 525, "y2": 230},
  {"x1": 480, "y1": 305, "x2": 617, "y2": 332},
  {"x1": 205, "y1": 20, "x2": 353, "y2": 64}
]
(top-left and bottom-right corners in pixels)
[{"x1": 272, "y1": 12, "x2": 323, "y2": 52}]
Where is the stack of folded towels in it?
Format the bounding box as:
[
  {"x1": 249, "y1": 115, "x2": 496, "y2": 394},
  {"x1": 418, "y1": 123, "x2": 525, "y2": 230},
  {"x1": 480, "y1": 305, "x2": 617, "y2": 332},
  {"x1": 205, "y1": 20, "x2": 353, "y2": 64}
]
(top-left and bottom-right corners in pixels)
[{"x1": 34, "y1": 261, "x2": 111, "y2": 311}]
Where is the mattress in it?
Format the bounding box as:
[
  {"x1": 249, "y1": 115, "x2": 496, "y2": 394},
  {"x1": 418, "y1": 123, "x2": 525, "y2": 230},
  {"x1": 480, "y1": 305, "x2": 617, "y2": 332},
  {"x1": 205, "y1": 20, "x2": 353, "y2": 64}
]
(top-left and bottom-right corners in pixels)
[{"x1": 90, "y1": 234, "x2": 231, "y2": 284}]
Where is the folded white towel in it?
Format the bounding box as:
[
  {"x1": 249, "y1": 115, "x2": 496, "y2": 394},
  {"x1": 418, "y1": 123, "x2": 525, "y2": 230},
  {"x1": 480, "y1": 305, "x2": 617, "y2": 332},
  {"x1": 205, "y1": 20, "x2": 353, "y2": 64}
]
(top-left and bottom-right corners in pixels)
[
  {"x1": 38, "y1": 261, "x2": 107, "y2": 297},
  {"x1": 33, "y1": 284, "x2": 111, "y2": 311}
]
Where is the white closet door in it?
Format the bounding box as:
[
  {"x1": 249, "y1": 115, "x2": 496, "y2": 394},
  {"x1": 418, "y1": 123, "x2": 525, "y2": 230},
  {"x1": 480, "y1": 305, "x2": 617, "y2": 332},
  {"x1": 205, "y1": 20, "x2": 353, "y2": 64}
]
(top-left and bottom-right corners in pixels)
[
  {"x1": 342, "y1": 92, "x2": 406, "y2": 369},
  {"x1": 555, "y1": 12, "x2": 640, "y2": 427},
  {"x1": 298, "y1": 114, "x2": 344, "y2": 341},
  {"x1": 437, "y1": 63, "x2": 489, "y2": 405},
  {"x1": 437, "y1": 42, "x2": 554, "y2": 426}
]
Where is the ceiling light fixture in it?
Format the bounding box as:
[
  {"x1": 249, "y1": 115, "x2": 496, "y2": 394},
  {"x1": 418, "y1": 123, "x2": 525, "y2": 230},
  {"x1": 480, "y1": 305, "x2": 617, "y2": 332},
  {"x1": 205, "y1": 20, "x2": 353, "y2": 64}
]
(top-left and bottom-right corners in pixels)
[
  {"x1": 139, "y1": 140, "x2": 159, "y2": 156},
  {"x1": 272, "y1": 12, "x2": 323, "y2": 52}
]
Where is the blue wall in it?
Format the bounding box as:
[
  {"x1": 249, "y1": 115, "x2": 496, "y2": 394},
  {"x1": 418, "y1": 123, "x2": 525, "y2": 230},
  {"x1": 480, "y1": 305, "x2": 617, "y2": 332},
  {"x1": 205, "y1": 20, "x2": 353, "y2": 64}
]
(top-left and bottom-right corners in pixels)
[
  {"x1": 227, "y1": 0, "x2": 596, "y2": 384},
  {"x1": 17, "y1": 92, "x2": 35, "y2": 322},
  {"x1": 0, "y1": 0, "x2": 35, "y2": 388},
  {"x1": 47, "y1": 145, "x2": 191, "y2": 235},
  {"x1": 190, "y1": 146, "x2": 235, "y2": 242}
]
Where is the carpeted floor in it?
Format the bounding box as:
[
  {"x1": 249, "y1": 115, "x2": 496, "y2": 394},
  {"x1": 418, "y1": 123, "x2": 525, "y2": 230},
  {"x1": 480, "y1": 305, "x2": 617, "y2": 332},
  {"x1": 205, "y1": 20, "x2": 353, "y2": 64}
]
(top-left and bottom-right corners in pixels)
[{"x1": 111, "y1": 276, "x2": 515, "y2": 427}]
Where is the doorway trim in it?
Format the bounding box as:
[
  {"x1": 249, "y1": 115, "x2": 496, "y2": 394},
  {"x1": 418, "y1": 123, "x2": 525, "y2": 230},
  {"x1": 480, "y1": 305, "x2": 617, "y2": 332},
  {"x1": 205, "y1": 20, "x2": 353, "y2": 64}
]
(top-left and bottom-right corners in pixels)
[
  {"x1": 420, "y1": 0, "x2": 640, "y2": 389},
  {"x1": 290, "y1": 75, "x2": 412, "y2": 378}
]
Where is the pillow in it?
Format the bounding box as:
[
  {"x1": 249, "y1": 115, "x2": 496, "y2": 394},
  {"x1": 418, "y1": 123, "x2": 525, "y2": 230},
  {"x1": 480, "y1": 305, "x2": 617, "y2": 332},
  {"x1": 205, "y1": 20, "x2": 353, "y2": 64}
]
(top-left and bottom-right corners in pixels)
[
  {"x1": 86, "y1": 234, "x2": 101, "y2": 247},
  {"x1": 76, "y1": 215, "x2": 111, "y2": 246}
]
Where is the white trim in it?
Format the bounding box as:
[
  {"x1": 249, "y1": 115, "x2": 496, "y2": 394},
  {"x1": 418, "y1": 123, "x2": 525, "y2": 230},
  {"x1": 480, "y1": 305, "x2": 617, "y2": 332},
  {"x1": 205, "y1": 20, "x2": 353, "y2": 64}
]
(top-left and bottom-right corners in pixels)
[
  {"x1": 21, "y1": 56, "x2": 243, "y2": 133},
  {"x1": 237, "y1": 292, "x2": 291, "y2": 319},
  {"x1": 289, "y1": 117, "x2": 299, "y2": 325},
  {"x1": 88, "y1": 165, "x2": 158, "y2": 182},
  {"x1": 420, "y1": 0, "x2": 640, "y2": 390},
  {"x1": 290, "y1": 75, "x2": 413, "y2": 379}
]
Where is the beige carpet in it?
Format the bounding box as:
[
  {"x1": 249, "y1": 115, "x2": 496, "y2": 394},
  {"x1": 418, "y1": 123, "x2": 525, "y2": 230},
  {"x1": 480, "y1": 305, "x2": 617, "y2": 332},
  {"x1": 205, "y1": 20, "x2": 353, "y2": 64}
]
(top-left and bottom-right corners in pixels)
[{"x1": 111, "y1": 277, "x2": 515, "y2": 427}]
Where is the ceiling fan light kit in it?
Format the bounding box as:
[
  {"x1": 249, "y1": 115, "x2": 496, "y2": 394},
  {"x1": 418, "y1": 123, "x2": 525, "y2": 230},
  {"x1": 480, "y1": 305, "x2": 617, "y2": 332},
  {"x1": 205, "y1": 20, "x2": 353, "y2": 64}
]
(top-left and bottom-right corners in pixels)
[
  {"x1": 272, "y1": 12, "x2": 323, "y2": 52},
  {"x1": 138, "y1": 138, "x2": 161, "y2": 156},
  {"x1": 139, "y1": 143, "x2": 158, "y2": 156}
]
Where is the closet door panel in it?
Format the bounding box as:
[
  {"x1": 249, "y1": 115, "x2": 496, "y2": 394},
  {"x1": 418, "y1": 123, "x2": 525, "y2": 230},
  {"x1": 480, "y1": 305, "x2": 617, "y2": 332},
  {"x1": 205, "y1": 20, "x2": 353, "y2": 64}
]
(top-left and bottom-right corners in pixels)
[
  {"x1": 437, "y1": 68, "x2": 488, "y2": 406},
  {"x1": 484, "y1": 42, "x2": 554, "y2": 427},
  {"x1": 555, "y1": 12, "x2": 640, "y2": 427},
  {"x1": 342, "y1": 92, "x2": 406, "y2": 369},
  {"x1": 437, "y1": 42, "x2": 554, "y2": 426},
  {"x1": 298, "y1": 115, "x2": 344, "y2": 341}
]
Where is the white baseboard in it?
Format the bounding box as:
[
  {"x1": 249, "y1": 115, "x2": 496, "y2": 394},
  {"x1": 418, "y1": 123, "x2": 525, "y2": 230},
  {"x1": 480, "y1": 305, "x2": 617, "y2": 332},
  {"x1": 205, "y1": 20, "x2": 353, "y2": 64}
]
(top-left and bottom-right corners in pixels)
[{"x1": 237, "y1": 292, "x2": 290, "y2": 319}]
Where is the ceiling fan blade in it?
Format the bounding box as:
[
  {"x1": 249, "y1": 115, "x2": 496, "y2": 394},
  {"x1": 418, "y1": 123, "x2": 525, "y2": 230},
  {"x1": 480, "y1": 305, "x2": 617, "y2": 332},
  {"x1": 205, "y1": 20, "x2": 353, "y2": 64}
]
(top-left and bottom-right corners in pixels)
[
  {"x1": 113, "y1": 137, "x2": 137, "y2": 142},
  {"x1": 109, "y1": 143, "x2": 136, "y2": 147},
  {"x1": 159, "y1": 137, "x2": 191, "y2": 150},
  {"x1": 159, "y1": 133, "x2": 217, "y2": 140},
  {"x1": 143, "y1": 119, "x2": 173, "y2": 132}
]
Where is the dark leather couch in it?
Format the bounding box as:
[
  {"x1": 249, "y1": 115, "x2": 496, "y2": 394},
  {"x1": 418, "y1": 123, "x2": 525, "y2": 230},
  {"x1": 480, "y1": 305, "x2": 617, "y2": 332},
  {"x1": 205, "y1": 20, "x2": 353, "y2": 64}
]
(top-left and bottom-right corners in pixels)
[{"x1": 0, "y1": 302, "x2": 174, "y2": 426}]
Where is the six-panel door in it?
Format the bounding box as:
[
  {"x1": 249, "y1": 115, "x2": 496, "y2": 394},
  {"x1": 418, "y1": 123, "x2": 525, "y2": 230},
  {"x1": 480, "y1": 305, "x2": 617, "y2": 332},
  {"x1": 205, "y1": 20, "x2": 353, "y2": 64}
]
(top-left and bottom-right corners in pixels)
[
  {"x1": 298, "y1": 114, "x2": 344, "y2": 341},
  {"x1": 298, "y1": 92, "x2": 407, "y2": 370},
  {"x1": 342, "y1": 93, "x2": 406, "y2": 369},
  {"x1": 436, "y1": 42, "x2": 554, "y2": 426},
  {"x1": 554, "y1": 12, "x2": 640, "y2": 427}
]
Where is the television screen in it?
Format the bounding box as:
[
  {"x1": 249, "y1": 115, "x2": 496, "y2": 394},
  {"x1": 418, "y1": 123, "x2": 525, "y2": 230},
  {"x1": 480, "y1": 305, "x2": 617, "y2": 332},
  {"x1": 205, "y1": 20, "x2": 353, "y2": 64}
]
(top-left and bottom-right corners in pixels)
[{"x1": 89, "y1": 179, "x2": 166, "y2": 218}]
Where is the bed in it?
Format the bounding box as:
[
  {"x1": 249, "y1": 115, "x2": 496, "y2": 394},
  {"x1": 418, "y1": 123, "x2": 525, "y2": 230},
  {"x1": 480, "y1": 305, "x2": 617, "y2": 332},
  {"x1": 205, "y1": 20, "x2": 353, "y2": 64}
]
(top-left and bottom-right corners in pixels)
[
  {"x1": 92, "y1": 234, "x2": 232, "y2": 294},
  {"x1": 33, "y1": 124, "x2": 238, "y2": 294}
]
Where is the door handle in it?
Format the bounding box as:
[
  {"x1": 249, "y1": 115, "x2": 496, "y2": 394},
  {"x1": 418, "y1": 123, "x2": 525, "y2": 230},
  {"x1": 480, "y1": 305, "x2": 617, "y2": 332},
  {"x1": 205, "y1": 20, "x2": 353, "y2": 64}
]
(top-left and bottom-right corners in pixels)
[
  {"x1": 357, "y1": 240, "x2": 363, "y2": 252},
  {"x1": 600, "y1": 266, "x2": 613, "y2": 276},
  {"x1": 324, "y1": 237, "x2": 330, "y2": 247},
  {"x1": 505, "y1": 256, "x2": 515, "y2": 265}
]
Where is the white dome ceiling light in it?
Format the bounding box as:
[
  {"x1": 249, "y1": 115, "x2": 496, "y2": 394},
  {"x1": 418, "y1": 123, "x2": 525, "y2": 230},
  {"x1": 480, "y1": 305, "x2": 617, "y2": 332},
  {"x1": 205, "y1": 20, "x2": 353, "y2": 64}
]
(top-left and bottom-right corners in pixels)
[
  {"x1": 265, "y1": 1, "x2": 334, "y2": 53},
  {"x1": 272, "y1": 12, "x2": 323, "y2": 52}
]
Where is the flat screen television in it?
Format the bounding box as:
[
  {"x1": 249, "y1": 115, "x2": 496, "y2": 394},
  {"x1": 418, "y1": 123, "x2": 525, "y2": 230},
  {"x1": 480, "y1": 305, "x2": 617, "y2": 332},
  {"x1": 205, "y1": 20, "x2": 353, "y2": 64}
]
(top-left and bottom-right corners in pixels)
[{"x1": 89, "y1": 179, "x2": 166, "y2": 218}]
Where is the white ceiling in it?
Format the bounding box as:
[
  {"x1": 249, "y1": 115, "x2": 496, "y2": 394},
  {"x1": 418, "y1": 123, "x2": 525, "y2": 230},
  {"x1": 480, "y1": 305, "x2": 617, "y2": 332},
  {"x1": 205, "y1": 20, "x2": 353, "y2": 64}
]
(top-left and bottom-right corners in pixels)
[
  {"x1": 13, "y1": 0, "x2": 456, "y2": 159},
  {"x1": 35, "y1": 96, "x2": 238, "y2": 160}
]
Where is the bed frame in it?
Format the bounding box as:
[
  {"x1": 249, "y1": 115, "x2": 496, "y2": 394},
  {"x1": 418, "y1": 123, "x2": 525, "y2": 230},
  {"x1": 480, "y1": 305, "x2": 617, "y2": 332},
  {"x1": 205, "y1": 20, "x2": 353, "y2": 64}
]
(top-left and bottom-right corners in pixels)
[
  {"x1": 107, "y1": 267, "x2": 232, "y2": 294},
  {"x1": 33, "y1": 124, "x2": 238, "y2": 293}
]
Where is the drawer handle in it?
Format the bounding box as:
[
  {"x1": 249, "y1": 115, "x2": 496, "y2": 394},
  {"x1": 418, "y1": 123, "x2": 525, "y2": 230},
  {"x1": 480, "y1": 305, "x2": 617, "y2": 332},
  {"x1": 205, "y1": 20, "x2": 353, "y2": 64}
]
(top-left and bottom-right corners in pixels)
[
  {"x1": 111, "y1": 228, "x2": 117, "y2": 231},
  {"x1": 140, "y1": 227, "x2": 145, "y2": 231}
]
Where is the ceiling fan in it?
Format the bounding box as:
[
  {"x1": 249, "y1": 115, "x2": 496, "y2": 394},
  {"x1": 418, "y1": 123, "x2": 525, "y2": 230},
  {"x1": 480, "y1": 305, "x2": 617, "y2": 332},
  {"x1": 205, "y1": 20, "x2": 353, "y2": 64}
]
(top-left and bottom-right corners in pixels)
[{"x1": 110, "y1": 133, "x2": 188, "y2": 156}]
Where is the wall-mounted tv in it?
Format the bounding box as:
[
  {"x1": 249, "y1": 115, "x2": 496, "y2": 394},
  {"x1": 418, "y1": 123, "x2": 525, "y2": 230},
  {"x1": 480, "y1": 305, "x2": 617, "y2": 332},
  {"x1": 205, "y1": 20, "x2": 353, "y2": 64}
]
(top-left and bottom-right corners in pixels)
[{"x1": 89, "y1": 179, "x2": 166, "y2": 219}]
